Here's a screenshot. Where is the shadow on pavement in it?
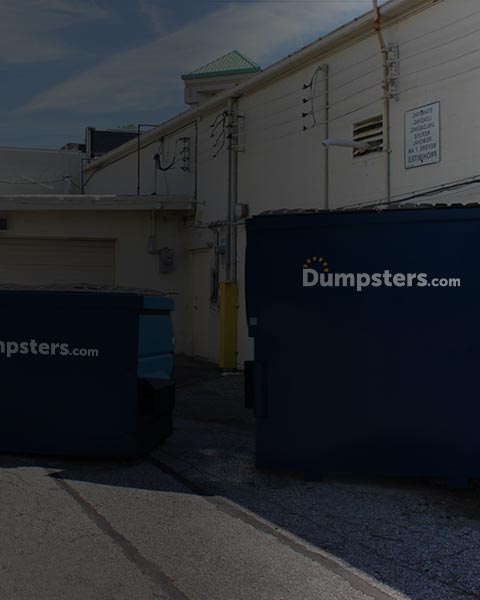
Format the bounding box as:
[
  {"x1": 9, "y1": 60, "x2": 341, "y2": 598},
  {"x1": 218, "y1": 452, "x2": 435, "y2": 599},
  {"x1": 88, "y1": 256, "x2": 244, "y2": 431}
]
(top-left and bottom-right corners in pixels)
[{"x1": 1, "y1": 356, "x2": 480, "y2": 600}]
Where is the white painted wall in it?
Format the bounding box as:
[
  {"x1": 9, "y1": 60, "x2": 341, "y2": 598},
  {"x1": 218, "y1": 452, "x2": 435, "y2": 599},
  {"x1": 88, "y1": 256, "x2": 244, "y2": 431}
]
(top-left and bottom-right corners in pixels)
[
  {"x1": 86, "y1": 125, "x2": 197, "y2": 197},
  {"x1": 0, "y1": 148, "x2": 83, "y2": 195},
  {"x1": 1, "y1": 211, "x2": 189, "y2": 354},
  {"x1": 85, "y1": 0, "x2": 480, "y2": 367}
]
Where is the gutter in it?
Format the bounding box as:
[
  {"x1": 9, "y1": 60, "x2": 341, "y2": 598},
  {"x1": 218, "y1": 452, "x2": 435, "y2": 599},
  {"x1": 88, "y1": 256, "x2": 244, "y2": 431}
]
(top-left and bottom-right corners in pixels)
[
  {"x1": 84, "y1": 0, "x2": 436, "y2": 176},
  {"x1": 373, "y1": 0, "x2": 392, "y2": 204},
  {"x1": 0, "y1": 195, "x2": 195, "y2": 212}
]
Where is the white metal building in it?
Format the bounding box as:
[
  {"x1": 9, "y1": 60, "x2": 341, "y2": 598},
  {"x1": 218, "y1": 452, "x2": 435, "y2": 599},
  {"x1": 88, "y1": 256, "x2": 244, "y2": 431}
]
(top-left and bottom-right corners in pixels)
[
  {"x1": 3, "y1": 0, "x2": 479, "y2": 368},
  {"x1": 0, "y1": 147, "x2": 83, "y2": 195}
]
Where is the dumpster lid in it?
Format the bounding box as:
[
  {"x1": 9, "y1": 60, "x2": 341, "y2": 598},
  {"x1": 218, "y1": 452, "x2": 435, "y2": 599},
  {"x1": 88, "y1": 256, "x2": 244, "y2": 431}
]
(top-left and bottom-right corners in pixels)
[
  {"x1": 256, "y1": 184, "x2": 480, "y2": 216},
  {"x1": 0, "y1": 283, "x2": 175, "y2": 296},
  {"x1": 257, "y1": 202, "x2": 480, "y2": 217}
]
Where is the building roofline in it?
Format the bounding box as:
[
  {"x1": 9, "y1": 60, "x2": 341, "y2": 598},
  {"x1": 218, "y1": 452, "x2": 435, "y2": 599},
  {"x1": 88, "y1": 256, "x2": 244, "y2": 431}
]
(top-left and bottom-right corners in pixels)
[
  {"x1": 181, "y1": 49, "x2": 261, "y2": 79},
  {"x1": 0, "y1": 146, "x2": 83, "y2": 155},
  {"x1": 85, "y1": 0, "x2": 436, "y2": 175},
  {"x1": 0, "y1": 194, "x2": 195, "y2": 212},
  {"x1": 182, "y1": 66, "x2": 261, "y2": 80}
]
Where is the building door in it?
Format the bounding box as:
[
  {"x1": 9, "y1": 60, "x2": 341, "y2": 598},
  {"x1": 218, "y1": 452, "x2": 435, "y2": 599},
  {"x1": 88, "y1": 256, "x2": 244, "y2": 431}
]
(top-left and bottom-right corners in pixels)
[
  {"x1": 191, "y1": 249, "x2": 211, "y2": 360},
  {"x1": 0, "y1": 238, "x2": 116, "y2": 285}
]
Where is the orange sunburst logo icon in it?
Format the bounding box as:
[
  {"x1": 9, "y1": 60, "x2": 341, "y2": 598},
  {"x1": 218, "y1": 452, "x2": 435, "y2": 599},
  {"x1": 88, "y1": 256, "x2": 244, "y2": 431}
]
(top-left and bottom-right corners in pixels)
[{"x1": 303, "y1": 256, "x2": 330, "y2": 274}]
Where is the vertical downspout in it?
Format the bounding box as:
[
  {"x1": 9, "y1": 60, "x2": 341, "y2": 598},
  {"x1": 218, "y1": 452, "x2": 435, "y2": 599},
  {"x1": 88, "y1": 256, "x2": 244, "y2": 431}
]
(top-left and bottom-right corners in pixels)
[
  {"x1": 80, "y1": 157, "x2": 89, "y2": 195},
  {"x1": 137, "y1": 124, "x2": 141, "y2": 196},
  {"x1": 194, "y1": 120, "x2": 199, "y2": 206},
  {"x1": 230, "y1": 100, "x2": 239, "y2": 283},
  {"x1": 220, "y1": 97, "x2": 238, "y2": 370},
  {"x1": 136, "y1": 123, "x2": 159, "y2": 196},
  {"x1": 323, "y1": 65, "x2": 330, "y2": 209},
  {"x1": 226, "y1": 97, "x2": 237, "y2": 283},
  {"x1": 373, "y1": 0, "x2": 391, "y2": 204}
]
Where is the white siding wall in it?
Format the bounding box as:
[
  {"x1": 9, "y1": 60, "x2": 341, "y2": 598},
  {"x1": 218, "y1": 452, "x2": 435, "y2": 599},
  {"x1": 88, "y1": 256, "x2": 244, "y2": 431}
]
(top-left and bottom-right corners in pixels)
[
  {"x1": 386, "y1": 0, "x2": 480, "y2": 197},
  {"x1": 86, "y1": 124, "x2": 197, "y2": 197},
  {"x1": 2, "y1": 212, "x2": 188, "y2": 354},
  {"x1": 85, "y1": 0, "x2": 480, "y2": 366},
  {"x1": 187, "y1": 109, "x2": 229, "y2": 364},
  {"x1": 0, "y1": 148, "x2": 83, "y2": 195}
]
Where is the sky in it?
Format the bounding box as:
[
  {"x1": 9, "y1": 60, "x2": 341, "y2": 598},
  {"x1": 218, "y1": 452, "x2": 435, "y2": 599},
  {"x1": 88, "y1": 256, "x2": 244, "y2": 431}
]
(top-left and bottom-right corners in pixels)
[{"x1": 0, "y1": 0, "x2": 383, "y2": 149}]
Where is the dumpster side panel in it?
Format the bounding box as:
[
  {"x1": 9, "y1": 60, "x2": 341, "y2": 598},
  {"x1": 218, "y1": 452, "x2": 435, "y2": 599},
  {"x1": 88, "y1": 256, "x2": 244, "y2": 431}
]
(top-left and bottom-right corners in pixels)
[
  {"x1": 246, "y1": 208, "x2": 480, "y2": 478},
  {"x1": 136, "y1": 295, "x2": 176, "y2": 453},
  {"x1": 0, "y1": 292, "x2": 140, "y2": 457}
]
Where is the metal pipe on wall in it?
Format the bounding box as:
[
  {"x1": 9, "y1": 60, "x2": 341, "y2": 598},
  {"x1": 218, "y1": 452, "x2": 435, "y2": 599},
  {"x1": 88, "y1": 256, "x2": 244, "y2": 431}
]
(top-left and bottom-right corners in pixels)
[
  {"x1": 231, "y1": 102, "x2": 239, "y2": 284},
  {"x1": 226, "y1": 97, "x2": 239, "y2": 283},
  {"x1": 136, "y1": 123, "x2": 158, "y2": 196},
  {"x1": 322, "y1": 65, "x2": 330, "y2": 209},
  {"x1": 373, "y1": 0, "x2": 392, "y2": 204},
  {"x1": 219, "y1": 97, "x2": 239, "y2": 370}
]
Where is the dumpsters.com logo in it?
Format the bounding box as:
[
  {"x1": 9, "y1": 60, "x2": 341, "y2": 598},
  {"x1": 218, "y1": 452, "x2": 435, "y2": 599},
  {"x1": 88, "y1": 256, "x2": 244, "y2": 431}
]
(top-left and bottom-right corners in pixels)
[{"x1": 302, "y1": 256, "x2": 461, "y2": 292}]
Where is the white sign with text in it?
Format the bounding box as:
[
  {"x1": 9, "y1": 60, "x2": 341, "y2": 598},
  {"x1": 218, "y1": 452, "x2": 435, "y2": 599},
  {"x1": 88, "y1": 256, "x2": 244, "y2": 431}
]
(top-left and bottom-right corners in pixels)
[{"x1": 405, "y1": 102, "x2": 440, "y2": 169}]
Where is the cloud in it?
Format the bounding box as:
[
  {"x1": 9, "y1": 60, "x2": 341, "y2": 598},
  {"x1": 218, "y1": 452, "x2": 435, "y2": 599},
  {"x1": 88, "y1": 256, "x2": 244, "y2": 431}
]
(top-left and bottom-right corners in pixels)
[
  {"x1": 0, "y1": 0, "x2": 112, "y2": 65},
  {"x1": 21, "y1": 1, "x2": 369, "y2": 113},
  {"x1": 137, "y1": 0, "x2": 170, "y2": 36}
]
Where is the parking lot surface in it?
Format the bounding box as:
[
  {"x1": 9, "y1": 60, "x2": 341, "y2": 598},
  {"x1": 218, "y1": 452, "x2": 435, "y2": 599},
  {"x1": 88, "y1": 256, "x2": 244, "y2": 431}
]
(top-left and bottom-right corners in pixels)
[{"x1": 1, "y1": 357, "x2": 479, "y2": 599}]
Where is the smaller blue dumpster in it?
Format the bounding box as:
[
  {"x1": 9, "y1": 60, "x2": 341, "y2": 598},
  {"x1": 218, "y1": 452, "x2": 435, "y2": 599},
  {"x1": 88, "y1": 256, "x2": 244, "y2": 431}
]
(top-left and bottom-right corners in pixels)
[{"x1": 0, "y1": 284, "x2": 175, "y2": 458}]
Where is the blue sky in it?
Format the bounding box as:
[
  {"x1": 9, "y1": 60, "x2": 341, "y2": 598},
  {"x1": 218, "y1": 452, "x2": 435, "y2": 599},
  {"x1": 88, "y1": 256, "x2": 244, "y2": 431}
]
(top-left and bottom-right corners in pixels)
[{"x1": 1, "y1": 0, "x2": 380, "y2": 149}]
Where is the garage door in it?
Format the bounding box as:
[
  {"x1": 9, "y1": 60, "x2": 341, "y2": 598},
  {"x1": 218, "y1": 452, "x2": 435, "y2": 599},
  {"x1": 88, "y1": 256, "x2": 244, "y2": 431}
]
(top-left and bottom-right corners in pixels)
[{"x1": 0, "y1": 238, "x2": 116, "y2": 285}]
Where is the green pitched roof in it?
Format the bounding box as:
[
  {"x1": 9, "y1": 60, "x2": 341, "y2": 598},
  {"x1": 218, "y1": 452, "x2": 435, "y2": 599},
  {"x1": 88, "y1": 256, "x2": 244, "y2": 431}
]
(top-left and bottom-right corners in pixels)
[{"x1": 182, "y1": 50, "x2": 261, "y2": 80}]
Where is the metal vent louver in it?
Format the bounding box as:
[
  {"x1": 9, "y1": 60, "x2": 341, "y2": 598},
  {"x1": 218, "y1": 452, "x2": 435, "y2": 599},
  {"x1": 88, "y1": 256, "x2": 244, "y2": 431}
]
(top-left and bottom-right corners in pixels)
[{"x1": 353, "y1": 115, "x2": 383, "y2": 157}]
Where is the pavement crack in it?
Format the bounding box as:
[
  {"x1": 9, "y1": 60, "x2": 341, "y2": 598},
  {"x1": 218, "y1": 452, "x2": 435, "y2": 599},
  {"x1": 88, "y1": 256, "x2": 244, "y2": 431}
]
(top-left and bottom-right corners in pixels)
[
  {"x1": 50, "y1": 474, "x2": 190, "y2": 600},
  {"x1": 148, "y1": 456, "x2": 404, "y2": 600}
]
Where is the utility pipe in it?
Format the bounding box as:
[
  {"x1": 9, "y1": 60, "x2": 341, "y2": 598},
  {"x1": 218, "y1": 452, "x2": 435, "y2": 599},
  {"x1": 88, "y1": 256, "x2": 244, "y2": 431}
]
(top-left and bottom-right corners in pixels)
[
  {"x1": 373, "y1": 0, "x2": 392, "y2": 204},
  {"x1": 85, "y1": 0, "x2": 427, "y2": 176},
  {"x1": 218, "y1": 97, "x2": 240, "y2": 370},
  {"x1": 226, "y1": 97, "x2": 239, "y2": 283},
  {"x1": 137, "y1": 123, "x2": 159, "y2": 196},
  {"x1": 322, "y1": 64, "x2": 330, "y2": 209}
]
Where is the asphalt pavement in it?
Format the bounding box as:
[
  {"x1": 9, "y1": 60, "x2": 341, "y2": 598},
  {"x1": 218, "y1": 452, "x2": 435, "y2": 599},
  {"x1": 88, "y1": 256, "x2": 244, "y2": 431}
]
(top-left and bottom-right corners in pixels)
[{"x1": 0, "y1": 356, "x2": 479, "y2": 600}]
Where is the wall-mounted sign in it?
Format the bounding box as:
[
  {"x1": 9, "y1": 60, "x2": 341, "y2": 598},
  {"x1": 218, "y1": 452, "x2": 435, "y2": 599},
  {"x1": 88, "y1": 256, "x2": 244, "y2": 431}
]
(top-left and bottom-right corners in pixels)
[{"x1": 405, "y1": 102, "x2": 440, "y2": 169}]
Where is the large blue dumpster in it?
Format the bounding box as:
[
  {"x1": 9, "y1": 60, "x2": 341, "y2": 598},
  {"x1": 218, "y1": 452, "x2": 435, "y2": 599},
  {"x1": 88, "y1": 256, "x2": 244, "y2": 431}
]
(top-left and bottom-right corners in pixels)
[
  {"x1": 245, "y1": 206, "x2": 480, "y2": 481},
  {"x1": 0, "y1": 284, "x2": 175, "y2": 458}
]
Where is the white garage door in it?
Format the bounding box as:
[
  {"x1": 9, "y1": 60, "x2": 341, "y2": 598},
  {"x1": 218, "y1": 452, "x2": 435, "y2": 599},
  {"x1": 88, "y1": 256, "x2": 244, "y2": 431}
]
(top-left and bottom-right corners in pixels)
[{"x1": 0, "y1": 238, "x2": 116, "y2": 285}]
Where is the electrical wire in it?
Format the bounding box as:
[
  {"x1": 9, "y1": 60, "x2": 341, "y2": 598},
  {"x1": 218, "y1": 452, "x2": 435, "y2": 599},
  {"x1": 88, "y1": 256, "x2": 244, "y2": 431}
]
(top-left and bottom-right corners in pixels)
[
  {"x1": 302, "y1": 65, "x2": 325, "y2": 129},
  {"x1": 393, "y1": 45, "x2": 480, "y2": 87},
  {"x1": 0, "y1": 178, "x2": 69, "y2": 186},
  {"x1": 87, "y1": 5, "x2": 480, "y2": 187},
  {"x1": 248, "y1": 95, "x2": 383, "y2": 153},
  {"x1": 400, "y1": 60, "x2": 480, "y2": 97},
  {"x1": 400, "y1": 22, "x2": 480, "y2": 65},
  {"x1": 155, "y1": 137, "x2": 184, "y2": 171},
  {"x1": 155, "y1": 7, "x2": 480, "y2": 198},
  {"x1": 69, "y1": 180, "x2": 82, "y2": 191},
  {"x1": 236, "y1": 5, "x2": 480, "y2": 117},
  {"x1": 86, "y1": 4, "x2": 480, "y2": 190},
  {"x1": 304, "y1": 22, "x2": 480, "y2": 108},
  {"x1": 251, "y1": 35, "x2": 480, "y2": 139},
  {"x1": 337, "y1": 175, "x2": 480, "y2": 211},
  {"x1": 163, "y1": 170, "x2": 170, "y2": 196},
  {"x1": 81, "y1": 2, "x2": 480, "y2": 194},
  {"x1": 250, "y1": 88, "x2": 383, "y2": 138},
  {"x1": 209, "y1": 110, "x2": 229, "y2": 159},
  {"x1": 396, "y1": 5, "x2": 480, "y2": 49},
  {"x1": 213, "y1": 134, "x2": 227, "y2": 158}
]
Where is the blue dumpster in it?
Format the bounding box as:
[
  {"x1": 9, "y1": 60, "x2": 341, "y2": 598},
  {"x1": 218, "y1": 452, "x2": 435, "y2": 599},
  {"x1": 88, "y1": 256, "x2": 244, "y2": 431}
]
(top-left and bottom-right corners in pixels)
[
  {"x1": 245, "y1": 206, "x2": 480, "y2": 481},
  {"x1": 0, "y1": 284, "x2": 175, "y2": 458}
]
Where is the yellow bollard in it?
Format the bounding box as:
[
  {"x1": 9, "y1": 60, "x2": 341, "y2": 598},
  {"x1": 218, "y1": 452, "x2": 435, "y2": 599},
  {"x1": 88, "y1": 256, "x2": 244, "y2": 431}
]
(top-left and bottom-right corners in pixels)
[{"x1": 219, "y1": 282, "x2": 238, "y2": 370}]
